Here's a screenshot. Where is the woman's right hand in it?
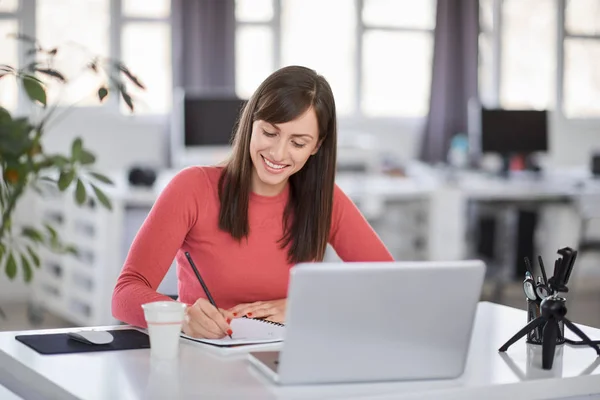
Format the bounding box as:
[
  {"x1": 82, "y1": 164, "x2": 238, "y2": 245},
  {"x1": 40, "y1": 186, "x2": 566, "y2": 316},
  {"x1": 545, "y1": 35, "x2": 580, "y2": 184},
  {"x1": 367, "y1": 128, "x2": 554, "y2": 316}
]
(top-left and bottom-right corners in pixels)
[{"x1": 182, "y1": 298, "x2": 234, "y2": 339}]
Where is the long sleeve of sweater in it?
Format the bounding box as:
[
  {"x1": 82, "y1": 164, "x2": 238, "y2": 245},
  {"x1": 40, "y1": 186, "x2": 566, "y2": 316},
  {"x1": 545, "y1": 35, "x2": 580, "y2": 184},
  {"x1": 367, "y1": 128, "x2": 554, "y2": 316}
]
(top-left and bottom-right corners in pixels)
[
  {"x1": 329, "y1": 185, "x2": 394, "y2": 262},
  {"x1": 111, "y1": 167, "x2": 206, "y2": 328}
]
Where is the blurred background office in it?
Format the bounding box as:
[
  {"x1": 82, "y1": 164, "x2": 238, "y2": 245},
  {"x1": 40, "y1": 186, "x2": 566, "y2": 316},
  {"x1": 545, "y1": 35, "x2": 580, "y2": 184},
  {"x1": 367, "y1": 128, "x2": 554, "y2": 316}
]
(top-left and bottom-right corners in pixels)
[{"x1": 1, "y1": 0, "x2": 600, "y2": 331}]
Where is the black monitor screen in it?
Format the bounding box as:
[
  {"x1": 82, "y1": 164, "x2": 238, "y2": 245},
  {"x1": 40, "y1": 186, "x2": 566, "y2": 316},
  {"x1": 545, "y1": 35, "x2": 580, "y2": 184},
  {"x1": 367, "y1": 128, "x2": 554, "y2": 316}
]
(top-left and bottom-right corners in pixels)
[
  {"x1": 480, "y1": 109, "x2": 548, "y2": 154},
  {"x1": 184, "y1": 97, "x2": 246, "y2": 146}
]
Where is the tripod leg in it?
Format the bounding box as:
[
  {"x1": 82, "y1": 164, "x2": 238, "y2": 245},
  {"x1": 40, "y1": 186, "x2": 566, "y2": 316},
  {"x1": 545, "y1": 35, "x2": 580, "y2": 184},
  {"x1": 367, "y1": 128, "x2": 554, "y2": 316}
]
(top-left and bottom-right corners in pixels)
[
  {"x1": 542, "y1": 321, "x2": 558, "y2": 370},
  {"x1": 565, "y1": 338, "x2": 600, "y2": 346},
  {"x1": 499, "y1": 317, "x2": 546, "y2": 352},
  {"x1": 562, "y1": 318, "x2": 600, "y2": 356}
]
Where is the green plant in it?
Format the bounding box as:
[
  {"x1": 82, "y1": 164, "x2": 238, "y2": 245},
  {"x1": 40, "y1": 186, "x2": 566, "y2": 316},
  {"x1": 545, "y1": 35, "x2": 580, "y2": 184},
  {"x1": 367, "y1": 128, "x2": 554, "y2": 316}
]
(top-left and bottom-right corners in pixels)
[{"x1": 0, "y1": 34, "x2": 144, "y2": 282}]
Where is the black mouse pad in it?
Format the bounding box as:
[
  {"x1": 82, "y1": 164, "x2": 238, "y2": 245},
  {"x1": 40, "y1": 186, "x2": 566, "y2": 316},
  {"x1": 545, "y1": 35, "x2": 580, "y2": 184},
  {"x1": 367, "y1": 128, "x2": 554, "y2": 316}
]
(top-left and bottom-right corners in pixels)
[{"x1": 15, "y1": 328, "x2": 150, "y2": 355}]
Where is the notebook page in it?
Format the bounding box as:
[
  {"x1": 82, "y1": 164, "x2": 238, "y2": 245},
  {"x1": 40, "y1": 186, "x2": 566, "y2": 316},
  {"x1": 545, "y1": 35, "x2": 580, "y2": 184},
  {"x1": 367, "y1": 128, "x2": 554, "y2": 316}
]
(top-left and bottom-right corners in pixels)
[{"x1": 180, "y1": 317, "x2": 285, "y2": 346}]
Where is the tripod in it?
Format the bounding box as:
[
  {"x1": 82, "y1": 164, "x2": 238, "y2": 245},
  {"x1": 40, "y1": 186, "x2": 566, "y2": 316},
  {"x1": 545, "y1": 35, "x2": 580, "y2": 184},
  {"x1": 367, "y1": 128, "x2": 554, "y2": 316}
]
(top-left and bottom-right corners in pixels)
[{"x1": 499, "y1": 295, "x2": 600, "y2": 369}]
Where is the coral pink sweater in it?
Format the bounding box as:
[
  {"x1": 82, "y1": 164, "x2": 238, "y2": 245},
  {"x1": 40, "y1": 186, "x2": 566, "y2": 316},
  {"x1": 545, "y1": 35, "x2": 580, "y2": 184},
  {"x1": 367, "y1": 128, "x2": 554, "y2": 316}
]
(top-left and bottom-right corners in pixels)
[{"x1": 112, "y1": 166, "x2": 393, "y2": 327}]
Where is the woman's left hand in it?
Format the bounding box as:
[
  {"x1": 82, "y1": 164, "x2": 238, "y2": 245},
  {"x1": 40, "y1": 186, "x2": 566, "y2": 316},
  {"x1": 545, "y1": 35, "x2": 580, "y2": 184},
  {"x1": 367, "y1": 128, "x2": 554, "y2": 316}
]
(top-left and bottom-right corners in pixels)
[{"x1": 228, "y1": 299, "x2": 287, "y2": 324}]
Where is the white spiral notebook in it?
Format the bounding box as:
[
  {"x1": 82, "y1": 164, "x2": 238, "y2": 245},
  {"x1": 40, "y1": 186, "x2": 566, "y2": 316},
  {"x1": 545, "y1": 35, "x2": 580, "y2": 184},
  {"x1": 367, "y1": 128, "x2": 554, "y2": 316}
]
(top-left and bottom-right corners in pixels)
[{"x1": 180, "y1": 317, "x2": 285, "y2": 347}]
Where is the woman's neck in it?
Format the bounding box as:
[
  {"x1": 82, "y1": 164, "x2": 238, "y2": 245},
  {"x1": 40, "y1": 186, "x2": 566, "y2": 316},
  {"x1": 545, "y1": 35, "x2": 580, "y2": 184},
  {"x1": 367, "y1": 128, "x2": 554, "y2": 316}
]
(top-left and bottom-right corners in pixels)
[{"x1": 250, "y1": 171, "x2": 288, "y2": 197}]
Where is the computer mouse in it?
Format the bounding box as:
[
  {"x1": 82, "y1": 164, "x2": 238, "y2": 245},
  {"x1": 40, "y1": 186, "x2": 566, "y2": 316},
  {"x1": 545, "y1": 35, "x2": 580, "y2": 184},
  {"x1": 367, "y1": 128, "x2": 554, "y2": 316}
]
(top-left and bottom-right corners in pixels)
[{"x1": 68, "y1": 330, "x2": 114, "y2": 345}]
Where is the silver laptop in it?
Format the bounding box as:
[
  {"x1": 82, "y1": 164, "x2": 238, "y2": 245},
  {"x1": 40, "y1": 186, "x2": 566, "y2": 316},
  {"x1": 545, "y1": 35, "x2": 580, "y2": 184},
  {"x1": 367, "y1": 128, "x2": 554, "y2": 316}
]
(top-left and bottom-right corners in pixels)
[{"x1": 248, "y1": 260, "x2": 485, "y2": 385}]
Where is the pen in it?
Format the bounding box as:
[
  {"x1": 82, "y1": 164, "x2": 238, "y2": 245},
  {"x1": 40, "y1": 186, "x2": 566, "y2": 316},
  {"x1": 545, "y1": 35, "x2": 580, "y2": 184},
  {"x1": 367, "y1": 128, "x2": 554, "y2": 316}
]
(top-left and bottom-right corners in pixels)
[
  {"x1": 537, "y1": 255, "x2": 549, "y2": 288},
  {"x1": 184, "y1": 251, "x2": 232, "y2": 339},
  {"x1": 523, "y1": 257, "x2": 534, "y2": 277}
]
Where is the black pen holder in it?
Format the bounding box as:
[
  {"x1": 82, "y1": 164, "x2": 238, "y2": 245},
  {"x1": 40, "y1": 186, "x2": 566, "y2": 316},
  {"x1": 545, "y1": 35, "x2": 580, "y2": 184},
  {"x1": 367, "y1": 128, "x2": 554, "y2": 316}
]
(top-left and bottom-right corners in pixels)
[{"x1": 526, "y1": 298, "x2": 565, "y2": 345}]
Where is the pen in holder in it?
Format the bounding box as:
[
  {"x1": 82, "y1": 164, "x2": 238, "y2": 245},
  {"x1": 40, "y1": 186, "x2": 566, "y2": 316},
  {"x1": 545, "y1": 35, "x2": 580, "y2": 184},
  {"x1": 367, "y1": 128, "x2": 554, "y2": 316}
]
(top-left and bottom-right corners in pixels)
[
  {"x1": 526, "y1": 298, "x2": 564, "y2": 346},
  {"x1": 500, "y1": 247, "x2": 600, "y2": 370}
]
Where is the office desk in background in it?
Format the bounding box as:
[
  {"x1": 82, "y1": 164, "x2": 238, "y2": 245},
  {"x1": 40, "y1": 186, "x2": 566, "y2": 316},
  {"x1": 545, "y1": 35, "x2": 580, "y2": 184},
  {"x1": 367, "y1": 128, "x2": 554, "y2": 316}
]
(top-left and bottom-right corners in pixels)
[
  {"x1": 28, "y1": 166, "x2": 600, "y2": 327},
  {"x1": 0, "y1": 302, "x2": 599, "y2": 400}
]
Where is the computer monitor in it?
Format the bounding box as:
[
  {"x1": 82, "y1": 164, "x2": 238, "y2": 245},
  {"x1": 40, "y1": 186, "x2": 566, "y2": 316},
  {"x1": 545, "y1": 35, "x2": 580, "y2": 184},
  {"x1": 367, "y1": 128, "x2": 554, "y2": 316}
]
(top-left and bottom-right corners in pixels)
[
  {"x1": 170, "y1": 88, "x2": 247, "y2": 167},
  {"x1": 480, "y1": 108, "x2": 548, "y2": 154},
  {"x1": 183, "y1": 96, "x2": 246, "y2": 146}
]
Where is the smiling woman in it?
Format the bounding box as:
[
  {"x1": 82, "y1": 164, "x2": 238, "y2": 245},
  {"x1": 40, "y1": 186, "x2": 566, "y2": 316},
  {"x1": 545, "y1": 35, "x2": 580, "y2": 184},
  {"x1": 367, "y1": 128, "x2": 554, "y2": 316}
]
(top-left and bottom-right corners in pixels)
[
  {"x1": 112, "y1": 65, "x2": 394, "y2": 340},
  {"x1": 250, "y1": 114, "x2": 319, "y2": 196}
]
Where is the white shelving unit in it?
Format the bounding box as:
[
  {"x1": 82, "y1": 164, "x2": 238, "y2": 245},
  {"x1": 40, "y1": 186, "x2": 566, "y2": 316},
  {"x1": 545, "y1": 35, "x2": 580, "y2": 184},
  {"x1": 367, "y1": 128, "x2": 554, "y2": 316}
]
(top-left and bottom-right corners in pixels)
[{"x1": 31, "y1": 183, "x2": 127, "y2": 326}]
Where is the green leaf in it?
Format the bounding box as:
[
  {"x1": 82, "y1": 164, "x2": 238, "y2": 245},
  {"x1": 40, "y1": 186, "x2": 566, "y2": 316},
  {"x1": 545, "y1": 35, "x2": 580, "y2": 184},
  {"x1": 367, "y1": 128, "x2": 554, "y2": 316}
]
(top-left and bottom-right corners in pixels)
[
  {"x1": 36, "y1": 68, "x2": 66, "y2": 82},
  {"x1": 22, "y1": 227, "x2": 44, "y2": 243},
  {"x1": 71, "y1": 137, "x2": 83, "y2": 161},
  {"x1": 75, "y1": 179, "x2": 87, "y2": 205},
  {"x1": 98, "y1": 87, "x2": 108, "y2": 102},
  {"x1": 64, "y1": 245, "x2": 78, "y2": 256},
  {"x1": 58, "y1": 170, "x2": 75, "y2": 191},
  {"x1": 89, "y1": 171, "x2": 113, "y2": 185},
  {"x1": 44, "y1": 224, "x2": 58, "y2": 241},
  {"x1": 118, "y1": 64, "x2": 146, "y2": 90},
  {"x1": 0, "y1": 64, "x2": 16, "y2": 72},
  {"x1": 0, "y1": 106, "x2": 11, "y2": 123},
  {"x1": 79, "y1": 150, "x2": 96, "y2": 165},
  {"x1": 91, "y1": 183, "x2": 112, "y2": 210},
  {"x1": 22, "y1": 75, "x2": 47, "y2": 106},
  {"x1": 26, "y1": 245, "x2": 40, "y2": 268},
  {"x1": 20, "y1": 254, "x2": 32, "y2": 283},
  {"x1": 5, "y1": 252, "x2": 17, "y2": 280},
  {"x1": 121, "y1": 92, "x2": 134, "y2": 112},
  {"x1": 50, "y1": 155, "x2": 70, "y2": 167},
  {"x1": 0, "y1": 243, "x2": 5, "y2": 262},
  {"x1": 0, "y1": 117, "x2": 34, "y2": 156},
  {"x1": 88, "y1": 60, "x2": 98, "y2": 73},
  {"x1": 112, "y1": 76, "x2": 134, "y2": 112}
]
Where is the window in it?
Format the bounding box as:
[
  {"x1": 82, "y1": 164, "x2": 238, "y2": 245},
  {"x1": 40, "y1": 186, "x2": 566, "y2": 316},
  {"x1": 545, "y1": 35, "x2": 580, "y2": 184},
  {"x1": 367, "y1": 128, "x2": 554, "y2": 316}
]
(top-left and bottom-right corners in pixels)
[
  {"x1": 478, "y1": 0, "x2": 555, "y2": 110},
  {"x1": 234, "y1": 0, "x2": 275, "y2": 100},
  {"x1": 0, "y1": 1, "x2": 20, "y2": 112},
  {"x1": 1, "y1": 0, "x2": 171, "y2": 115},
  {"x1": 500, "y1": 0, "x2": 555, "y2": 110},
  {"x1": 36, "y1": 0, "x2": 110, "y2": 107},
  {"x1": 479, "y1": 0, "x2": 600, "y2": 119},
  {"x1": 563, "y1": 0, "x2": 600, "y2": 118},
  {"x1": 0, "y1": 0, "x2": 19, "y2": 12},
  {"x1": 120, "y1": 0, "x2": 172, "y2": 115},
  {"x1": 478, "y1": 0, "x2": 496, "y2": 107},
  {"x1": 234, "y1": 0, "x2": 437, "y2": 119},
  {"x1": 361, "y1": 0, "x2": 435, "y2": 118},
  {"x1": 282, "y1": 0, "x2": 356, "y2": 115}
]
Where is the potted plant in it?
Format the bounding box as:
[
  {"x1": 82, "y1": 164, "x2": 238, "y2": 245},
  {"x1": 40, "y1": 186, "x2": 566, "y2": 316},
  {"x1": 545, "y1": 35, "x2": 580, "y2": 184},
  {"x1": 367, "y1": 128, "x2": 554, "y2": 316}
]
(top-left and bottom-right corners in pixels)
[{"x1": 0, "y1": 34, "x2": 144, "y2": 288}]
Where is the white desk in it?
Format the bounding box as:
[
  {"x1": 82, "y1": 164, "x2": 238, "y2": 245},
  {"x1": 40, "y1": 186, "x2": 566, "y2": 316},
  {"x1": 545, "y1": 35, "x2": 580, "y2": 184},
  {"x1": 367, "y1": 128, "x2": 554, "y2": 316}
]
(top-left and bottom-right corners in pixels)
[
  {"x1": 0, "y1": 385, "x2": 22, "y2": 400},
  {"x1": 1, "y1": 302, "x2": 599, "y2": 400}
]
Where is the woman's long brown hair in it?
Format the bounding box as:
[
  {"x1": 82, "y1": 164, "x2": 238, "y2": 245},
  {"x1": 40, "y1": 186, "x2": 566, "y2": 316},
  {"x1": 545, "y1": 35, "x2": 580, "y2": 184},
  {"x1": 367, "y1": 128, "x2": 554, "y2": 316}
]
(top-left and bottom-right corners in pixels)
[{"x1": 218, "y1": 66, "x2": 337, "y2": 264}]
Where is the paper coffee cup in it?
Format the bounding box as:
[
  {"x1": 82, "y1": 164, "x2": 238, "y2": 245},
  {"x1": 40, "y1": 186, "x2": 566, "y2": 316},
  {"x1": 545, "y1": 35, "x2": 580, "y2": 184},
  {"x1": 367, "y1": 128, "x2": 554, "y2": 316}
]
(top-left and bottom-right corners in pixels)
[{"x1": 142, "y1": 301, "x2": 186, "y2": 359}]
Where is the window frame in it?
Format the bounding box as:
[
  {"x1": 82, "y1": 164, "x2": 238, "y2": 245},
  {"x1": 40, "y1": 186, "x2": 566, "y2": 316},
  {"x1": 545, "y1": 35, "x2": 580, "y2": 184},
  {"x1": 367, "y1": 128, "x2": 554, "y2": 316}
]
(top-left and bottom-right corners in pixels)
[
  {"x1": 2, "y1": 0, "x2": 171, "y2": 117},
  {"x1": 1, "y1": 0, "x2": 34, "y2": 113},
  {"x1": 482, "y1": 0, "x2": 600, "y2": 124},
  {"x1": 558, "y1": 0, "x2": 600, "y2": 123},
  {"x1": 234, "y1": 0, "x2": 437, "y2": 123},
  {"x1": 112, "y1": 0, "x2": 172, "y2": 116}
]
